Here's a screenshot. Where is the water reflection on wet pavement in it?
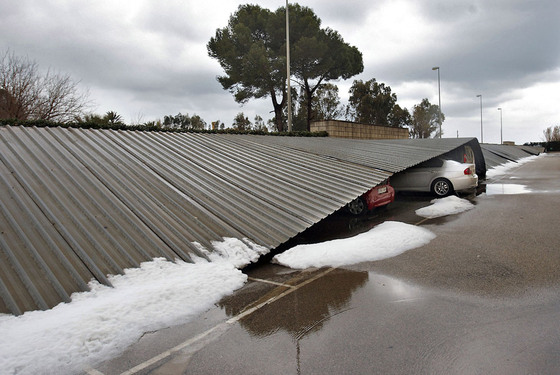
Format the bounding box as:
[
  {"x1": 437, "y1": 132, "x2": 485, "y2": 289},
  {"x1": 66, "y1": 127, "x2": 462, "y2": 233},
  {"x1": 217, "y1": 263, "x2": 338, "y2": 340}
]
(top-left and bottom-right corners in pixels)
[
  {"x1": 484, "y1": 183, "x2": 531, "y2": 195},
  {"x1": 236, "y1": 269, "x2": 369, "y2": 340},
  {"x1": 180, "y1": 266, "x2": 560, "y2": 375}
]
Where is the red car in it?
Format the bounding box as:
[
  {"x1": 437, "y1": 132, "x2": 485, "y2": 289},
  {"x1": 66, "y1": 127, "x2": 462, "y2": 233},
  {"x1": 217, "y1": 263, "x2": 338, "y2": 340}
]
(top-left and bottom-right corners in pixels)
[{"x1": 346, "y1": 180, "x2": 395, "y2": 215}]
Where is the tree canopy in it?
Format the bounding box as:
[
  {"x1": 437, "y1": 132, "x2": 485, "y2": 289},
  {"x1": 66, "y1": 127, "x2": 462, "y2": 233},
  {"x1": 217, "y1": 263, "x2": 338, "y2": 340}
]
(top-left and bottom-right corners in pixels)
[
  {"x1": 208, "y1": 5, "x2": 286, "y2": 130},
  {"x1": 409, "y1": 98, "x2": 444, "y2": 138},
  {"x1": 543, "y1": 125, "x2": 560, "y2": 142},
  {"x1": 280, "y1": 4, "x2": 363, "y2": 130},
  {"x1": 232, "y1": 112, "x2": 252, "y2": 131},
  {"x1": 346, "y1": 78, "x2": 409, "y2": 128},
  {"x1": 208, "y1": 3, "x2": 362, "y2": 131},
  {"x1": 292, "y1": 83, "x2": 342, "y2": 131},
  {"x1": 163, "y1": 112, "x2": 206, "y2": 130}
]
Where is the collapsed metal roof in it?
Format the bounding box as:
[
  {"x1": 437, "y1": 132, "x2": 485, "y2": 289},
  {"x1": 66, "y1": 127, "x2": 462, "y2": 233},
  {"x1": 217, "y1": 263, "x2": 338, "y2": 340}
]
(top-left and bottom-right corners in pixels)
[
  {"x1": 242, "y1": 136, "x2": 482, "y2": 173},
  {"x1": 0, "y1": 126, "x2": 481, "y2": 315},
  {"x1": 481, "y1": 144, "x2": 543, "y2": 169}
]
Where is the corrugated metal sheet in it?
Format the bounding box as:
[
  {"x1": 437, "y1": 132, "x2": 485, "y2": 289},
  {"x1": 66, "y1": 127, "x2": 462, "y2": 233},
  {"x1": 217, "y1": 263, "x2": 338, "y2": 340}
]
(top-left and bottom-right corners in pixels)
[
  {"x1": 518, "y1": 145, "x2": 544, "y2": 155},
  {"x1": 242, "y1": 136, "x2": 479, "y2": 173},
  {"x1": 481, "y1": 144, "x2": 542, "y2": 169},
  {"x1": 0, "y1": 126, "x2": 480, "y2": 315}
]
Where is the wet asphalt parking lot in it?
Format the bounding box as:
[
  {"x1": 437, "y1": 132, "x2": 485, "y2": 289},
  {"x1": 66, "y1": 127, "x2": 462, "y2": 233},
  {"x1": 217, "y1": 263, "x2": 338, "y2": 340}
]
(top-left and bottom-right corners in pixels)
[{"x1": 91, "y1": 152, "x2": 560, "y2": 375}]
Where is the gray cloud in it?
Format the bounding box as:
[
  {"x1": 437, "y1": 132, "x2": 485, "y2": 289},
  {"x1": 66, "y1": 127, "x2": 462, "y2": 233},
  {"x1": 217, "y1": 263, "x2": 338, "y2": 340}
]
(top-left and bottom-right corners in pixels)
[{"x1": 1, "y1": 0, "x2": 558, "y2": 143}]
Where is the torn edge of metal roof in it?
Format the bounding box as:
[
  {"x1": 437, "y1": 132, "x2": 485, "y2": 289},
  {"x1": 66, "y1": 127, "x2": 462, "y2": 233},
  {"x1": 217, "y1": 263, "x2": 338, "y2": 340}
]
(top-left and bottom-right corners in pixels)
[{"x1": 0, "y1": 126, "x2": 481, "y2": 315}]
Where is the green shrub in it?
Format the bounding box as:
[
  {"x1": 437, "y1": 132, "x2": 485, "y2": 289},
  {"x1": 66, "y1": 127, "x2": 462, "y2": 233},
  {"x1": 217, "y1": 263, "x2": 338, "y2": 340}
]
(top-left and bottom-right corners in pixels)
[{"x1": 0, "y1": 119, "x2": 329, "y2": 137}]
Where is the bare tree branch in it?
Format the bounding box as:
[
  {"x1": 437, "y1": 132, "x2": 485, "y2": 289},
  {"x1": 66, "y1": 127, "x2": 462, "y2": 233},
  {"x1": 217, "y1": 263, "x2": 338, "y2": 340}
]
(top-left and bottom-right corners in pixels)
[{"x1": 0, "y1": 50, "x2": 90, "y2": 122}]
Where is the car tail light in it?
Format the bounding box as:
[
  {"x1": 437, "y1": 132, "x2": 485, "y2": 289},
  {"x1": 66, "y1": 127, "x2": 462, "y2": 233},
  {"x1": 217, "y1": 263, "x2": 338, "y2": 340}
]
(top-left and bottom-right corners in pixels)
[{"x1": 464, "y1": 167, "x2": 472, "y2": 175}]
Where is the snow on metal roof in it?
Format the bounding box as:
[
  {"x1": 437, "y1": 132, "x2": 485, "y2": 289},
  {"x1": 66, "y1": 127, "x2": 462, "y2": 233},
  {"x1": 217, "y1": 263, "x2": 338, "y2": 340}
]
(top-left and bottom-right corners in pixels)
[{"x1": 0, "y1": 126, "x2": 479, "y2": 315}]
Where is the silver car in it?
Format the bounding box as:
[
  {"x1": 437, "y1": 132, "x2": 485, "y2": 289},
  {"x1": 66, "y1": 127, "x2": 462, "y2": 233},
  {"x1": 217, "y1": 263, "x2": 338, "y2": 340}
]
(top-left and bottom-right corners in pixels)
[{"x1": 391, "y1": 158, "x2": 478, "y2": 197}]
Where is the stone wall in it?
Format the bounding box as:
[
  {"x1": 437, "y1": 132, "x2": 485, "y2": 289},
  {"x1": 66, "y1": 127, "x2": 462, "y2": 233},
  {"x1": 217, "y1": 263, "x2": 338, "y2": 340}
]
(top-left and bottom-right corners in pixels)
[{"x1": 311, "y1": 120, "x2": 409, "y2": 140}]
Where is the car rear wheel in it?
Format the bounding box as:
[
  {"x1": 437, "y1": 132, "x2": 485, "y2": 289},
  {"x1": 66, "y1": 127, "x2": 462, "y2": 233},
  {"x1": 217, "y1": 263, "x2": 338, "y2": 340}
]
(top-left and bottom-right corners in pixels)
[
  {"x1": 431, "y1": 178, "x2": 453, "y2": 197},
  {"x1": 346, "y1": 197, "x2": 367, "y2": 215}
]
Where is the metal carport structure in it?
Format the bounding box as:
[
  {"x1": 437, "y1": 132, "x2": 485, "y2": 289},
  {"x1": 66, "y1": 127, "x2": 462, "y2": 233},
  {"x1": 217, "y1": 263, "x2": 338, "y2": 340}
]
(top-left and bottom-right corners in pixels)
[
  {"x1": 0, "y1": 126, "x2": 483, "y2": 315},
  {"x1": 481, "y1": 144, "x2": 543, "y2": 169}
]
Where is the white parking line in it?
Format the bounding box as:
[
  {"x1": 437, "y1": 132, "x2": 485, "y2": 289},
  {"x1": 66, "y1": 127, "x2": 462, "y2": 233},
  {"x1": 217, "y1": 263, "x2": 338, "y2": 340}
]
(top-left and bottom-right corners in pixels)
[
  {"x1": 88, "y1": 267, "x2": 335, "y2": 375},
  {"x1": 231, "y1": 268, "x2": 334, "y2": 323},
  {"x1": 247, "y1": 276, "x2": 296, "y2": 288}
]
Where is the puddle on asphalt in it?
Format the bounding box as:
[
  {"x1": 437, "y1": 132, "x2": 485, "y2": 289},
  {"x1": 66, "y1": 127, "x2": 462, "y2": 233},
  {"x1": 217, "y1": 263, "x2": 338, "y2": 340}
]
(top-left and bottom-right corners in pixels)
[
  {"x1": 232, "y1": 269, "x2": 369, "y2": 339},
  {"x1": 484, "y1": 183, "x2": 531, "y2": 195},
  {"x1": 230, "y1": 267, "x2": 431, "y2": 342}
]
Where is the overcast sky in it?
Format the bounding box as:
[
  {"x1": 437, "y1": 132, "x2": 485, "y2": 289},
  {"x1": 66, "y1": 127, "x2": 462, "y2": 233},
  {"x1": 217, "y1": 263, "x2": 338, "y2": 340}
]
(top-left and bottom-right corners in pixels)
[{"x1": 2, "y1": 0, "x2": 559, "y2": 144}]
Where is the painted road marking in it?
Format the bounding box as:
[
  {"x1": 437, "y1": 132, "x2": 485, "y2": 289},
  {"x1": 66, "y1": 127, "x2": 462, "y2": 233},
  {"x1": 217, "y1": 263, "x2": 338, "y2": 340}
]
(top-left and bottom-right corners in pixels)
[
  {"x1": 88, "y1": 267, "x2": 335, "y2": 375},
  {"x1": 247, "y1": 276, "x2": 296, "y2": 288}
]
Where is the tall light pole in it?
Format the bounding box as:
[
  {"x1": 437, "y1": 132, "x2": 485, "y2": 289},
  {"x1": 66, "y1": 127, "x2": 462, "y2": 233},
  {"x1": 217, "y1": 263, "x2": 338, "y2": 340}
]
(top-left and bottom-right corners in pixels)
[
  {"x1": 432, "y1": 67, "x2": 442, "y2": 138},
  {"x1": 286, "y1": 0, "x2": 292, "y2": 132},
  {"x1": 498, "y1": 107, "x2": 503, "y2": 144},
  {"x1": 476, "y1": 94, "x2": 483, "y2": 143}
]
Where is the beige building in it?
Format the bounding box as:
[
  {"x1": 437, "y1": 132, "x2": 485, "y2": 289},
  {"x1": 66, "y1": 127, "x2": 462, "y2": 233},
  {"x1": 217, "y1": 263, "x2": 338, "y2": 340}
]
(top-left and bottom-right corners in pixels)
[{"x1": 311, "y1": 120, "x2": 409, "y2": 140}]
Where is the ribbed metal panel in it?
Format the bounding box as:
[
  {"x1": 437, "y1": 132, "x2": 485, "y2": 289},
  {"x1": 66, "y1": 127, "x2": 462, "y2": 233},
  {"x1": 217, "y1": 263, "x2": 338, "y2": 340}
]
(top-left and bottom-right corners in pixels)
[
  {"x1": 518, "y1": 145, "x2": 544, "y2": 155},
  {"x1": 481, "y1": 144, "x2": 540, "y2": 169},
  {"x1": 0, "y1": 126, "x2": 393, "y2": 315},
  {"x1": 242, "y1": 136, "x2": 477, "y2": 173},
  {"x1": 0, "y1": 126, "x2": 481, "y2": 315},
  {"x1": 105, "y1": 130, "x2": 392, "y2": 247}
]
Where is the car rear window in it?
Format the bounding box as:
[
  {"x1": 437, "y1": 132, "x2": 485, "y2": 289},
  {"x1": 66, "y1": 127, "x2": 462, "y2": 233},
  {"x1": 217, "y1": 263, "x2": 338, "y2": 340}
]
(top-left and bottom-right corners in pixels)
[{"x1": 417, "y1": 158, "x2": 444, "y2": 168}]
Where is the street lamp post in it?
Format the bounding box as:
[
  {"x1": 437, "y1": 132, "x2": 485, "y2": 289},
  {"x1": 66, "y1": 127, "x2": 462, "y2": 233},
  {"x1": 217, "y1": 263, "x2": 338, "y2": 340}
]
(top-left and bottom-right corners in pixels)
[
  {"x1": 498, "y1": 107, "x2": 503, "y2": 144},
  {"x1": 286, "y1": 0, "x2": 292, "y2": 132},
  {"x1": 432, "y1": 67, "x2": 442, "y2": 138},
  {"x1": 476, "y1": 94, "x2": 483, "y2": 143}
]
